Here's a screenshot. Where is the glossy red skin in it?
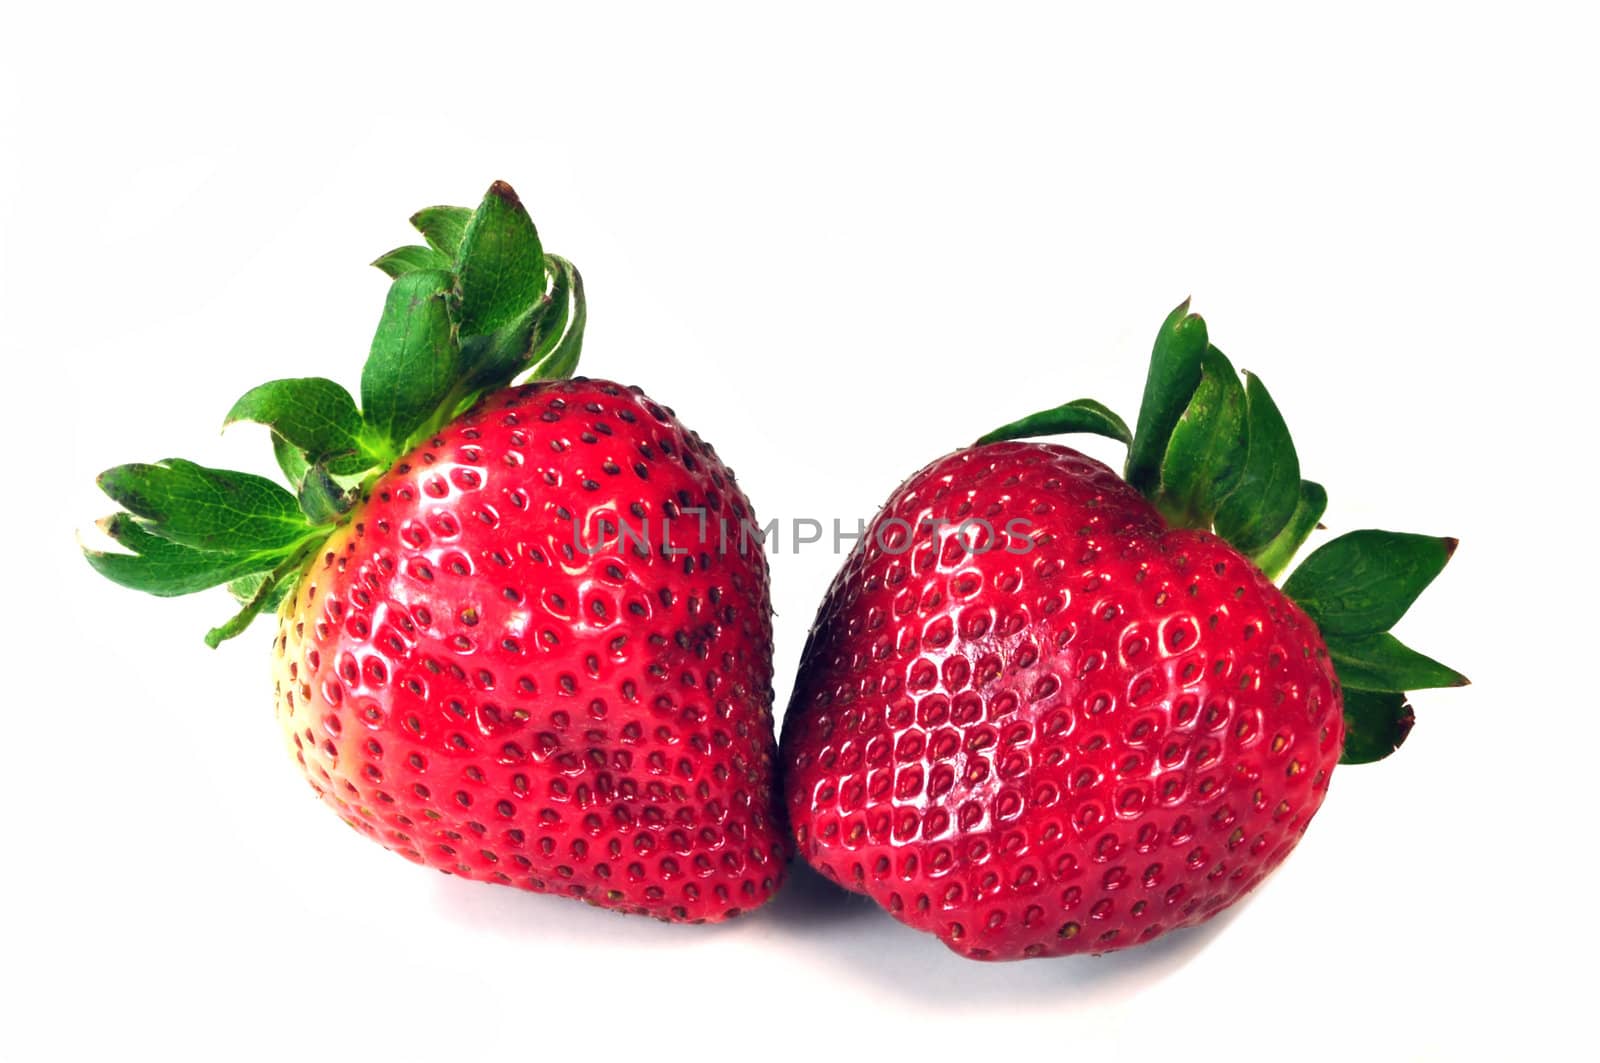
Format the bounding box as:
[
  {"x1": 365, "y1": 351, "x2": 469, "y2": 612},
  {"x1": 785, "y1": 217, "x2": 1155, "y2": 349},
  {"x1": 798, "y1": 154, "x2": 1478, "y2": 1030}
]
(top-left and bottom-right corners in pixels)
[
  {"x1": 780, "y1": 443, "x2": 1342, "y2": 959},
  {"x1": 273, "y1": 379, "x2": 785, "y2": 922}
]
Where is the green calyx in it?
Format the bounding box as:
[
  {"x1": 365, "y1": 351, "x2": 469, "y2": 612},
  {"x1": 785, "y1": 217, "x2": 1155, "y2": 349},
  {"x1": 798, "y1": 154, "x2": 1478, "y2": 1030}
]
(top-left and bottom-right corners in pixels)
[
  {"x1": 975, "y1": 299, "x2": 1467, "y2": 763},
  {"x1": 84, "y1": 181, "x2": 586, "y2": 646}
]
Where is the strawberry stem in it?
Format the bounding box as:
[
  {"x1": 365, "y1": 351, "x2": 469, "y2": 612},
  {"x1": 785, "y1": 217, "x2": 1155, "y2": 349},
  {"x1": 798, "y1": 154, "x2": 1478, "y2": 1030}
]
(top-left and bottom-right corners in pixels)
[{"x1": 203, "y1": 537, "x2": 321, "y2": 648}]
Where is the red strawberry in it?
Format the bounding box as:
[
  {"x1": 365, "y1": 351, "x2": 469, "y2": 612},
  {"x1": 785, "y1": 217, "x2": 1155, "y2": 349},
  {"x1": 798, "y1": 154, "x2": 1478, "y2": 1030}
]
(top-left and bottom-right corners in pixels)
[
  {"x1": 86, "y1": 182, "x2": 786, "y2": 921},
  {"x1": 780, "y1": 301, "x2": 1464, "y2": 959}
]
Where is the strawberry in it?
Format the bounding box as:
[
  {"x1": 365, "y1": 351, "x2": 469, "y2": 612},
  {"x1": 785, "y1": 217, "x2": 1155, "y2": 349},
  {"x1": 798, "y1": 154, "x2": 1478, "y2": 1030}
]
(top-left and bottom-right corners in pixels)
[
  {"x1": 780, "y1": 301, "x2": 1465, "y2": 959},
  {"x1": 85, "y1": 182, "x2": 786, "y2": 922}
]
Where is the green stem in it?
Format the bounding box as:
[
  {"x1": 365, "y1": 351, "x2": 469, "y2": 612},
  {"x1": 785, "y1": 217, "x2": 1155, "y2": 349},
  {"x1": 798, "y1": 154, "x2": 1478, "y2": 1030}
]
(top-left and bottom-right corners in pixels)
[{"x1": 204, "y1": 536, "x2": 320, "y2": 647}]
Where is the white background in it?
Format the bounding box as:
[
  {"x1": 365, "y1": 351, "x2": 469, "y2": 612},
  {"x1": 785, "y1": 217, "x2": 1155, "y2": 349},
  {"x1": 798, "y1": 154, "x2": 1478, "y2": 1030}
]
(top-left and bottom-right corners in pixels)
[{"x1": 5, "y1": 3, "x2": 1594, "y2": 1060}]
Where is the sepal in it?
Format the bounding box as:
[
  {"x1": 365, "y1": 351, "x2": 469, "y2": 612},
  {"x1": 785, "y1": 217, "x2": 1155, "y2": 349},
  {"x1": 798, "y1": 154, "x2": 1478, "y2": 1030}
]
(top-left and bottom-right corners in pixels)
[
  {"x1": 295, "y1": 464, "x2": 355, "y2": 524},
  {"x1": 1339, "y1": 690, "x2": 1415, "y2": 765},
  {"x1": 1283, "y1": 530, "x2": 1466, "y2": 763},
  {"x1": 271, "y1": 431, "x2": 312, "y2": 487},
  {"x1": 525, "y1": 256, "x2": 586, "y2": 382},
  {"x1": 410, "y1": 205, "x2": 473, "y2": 257},
  {"x1": 1154, "y1": 345, "x2": 1247, "y2": 527},
  {"x1": 1213, "y1": 372, "x2": 1300, "y2": 553},
  {"x1": 225, "y1": 377, "x2": 380, "y2": 477},
  {"x1": 1126, "y1": 299, "x2": 1208, "y2": 494},
  {"x1": 228, "y1": 571, "x2": 292, "y2": 613},
  {"x1": 1325, "y1": 632, "x2": 1469, "y2": 692},
  {"x1": 457, "y1": 255, "x2": 586, "y2": 391},
  {"x1": 372, "y1": 245, "x2": 451, "y2": 277},
  {"x1": 83, "y1": 180, "x2": 588, "y2": 646},
  {"x1": 1283, "y1": 530, "x2": 1457, "y2": 637},
  {"x1": 97, "y1": 459, "x2": 314, "y2": 553},
  {"x1": 1251, "y1": 480, "x2": 1326, "y2": 580},
  {"x1": 977, "y1": 299, "x2": 1467, "y2": 764},
  {"x1": 975, "y1": 398, "x2": 1131, "y2": 447},
  {"x1": 455, "y1": 182, "x2": 546, "y2": 337},
  {"x1": 360, "y1": 269, "x2": 459, "y2": 452},
  {"x1": 83, "y1": 514, "x2": 288, "y2": 597}
]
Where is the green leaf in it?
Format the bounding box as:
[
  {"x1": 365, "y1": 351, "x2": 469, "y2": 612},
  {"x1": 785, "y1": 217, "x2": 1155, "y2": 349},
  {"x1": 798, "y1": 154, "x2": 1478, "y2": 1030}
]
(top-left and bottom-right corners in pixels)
[
  {"x1": 455, "y1": 254, "x2": 587, "y2": 391},
  {"x1": 97, "y1": 459, "x2": 313, "y2": 553},
  {"x1": 410, "y1": 205, "x2": 473, "y2": 257},
  {"x1": 271, "y1": 431, "x2": 312, "y2": 487},
  {"x1": 455, "y1": 181, "x2": 545, "y2": 338},
  {"x1": 1326, "y1": 632, "x2": 1468, "y2": 692},
  {"x1": 228, "y1": 570, "x2": 292, "y2": 613},
  {"x1": 1284, "y1": 530, "x2": 1458, "y2": 637},
  {"x1": 1213, "y1": 372, "x2": 1300, "y2": 553},
  {"x1": 456, "y1": 323, "x2": 528, "y2": 393},
  {"x1": 83, "y1": 514, "x2": 287, "y2": 597},
  {"x1": 204, "y1": 541, "x2": 315, "y2": 648},
  {"x1": 1155, "y1": 345, "x2": 1247, "y2": 527},
  {"x1": 1126, "y1": 299, "x2": 1209, "y2": 494},
  {"x1": 1340, "y1": 689, "x2": 1415, "y2": 764},
  {"x1": 360, "y1": 269, "x2": 458, "y2": 450},
  {"x1": 295, "y1": 464, "x2": 352, "y2": 524},
  {"x1": 1253, "y1": 480, "x2": 1327, "y2": 581},
  {"x1": 523, "y1": 256, "x2": 586, "y2": 381},
  {"x1": 225, "y1": 377, "x2": 378, "y2": 476},
  {"x1": 372, "y1": 244, "x2": 451, "y2": 278},
  {"x1": 974, "y1": 398, "x2": 1132, "y2": 447}
]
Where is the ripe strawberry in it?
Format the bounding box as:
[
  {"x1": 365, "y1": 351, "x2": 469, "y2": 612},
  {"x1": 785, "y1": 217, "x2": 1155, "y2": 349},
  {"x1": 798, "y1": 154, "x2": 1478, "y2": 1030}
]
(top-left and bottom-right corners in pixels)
[
  {"x1": 86, "y1": 182, "x2": 785, "y2": 921},
  {"x1": 780, "y1": 302, "x2": 1465, "y2": 959}
]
